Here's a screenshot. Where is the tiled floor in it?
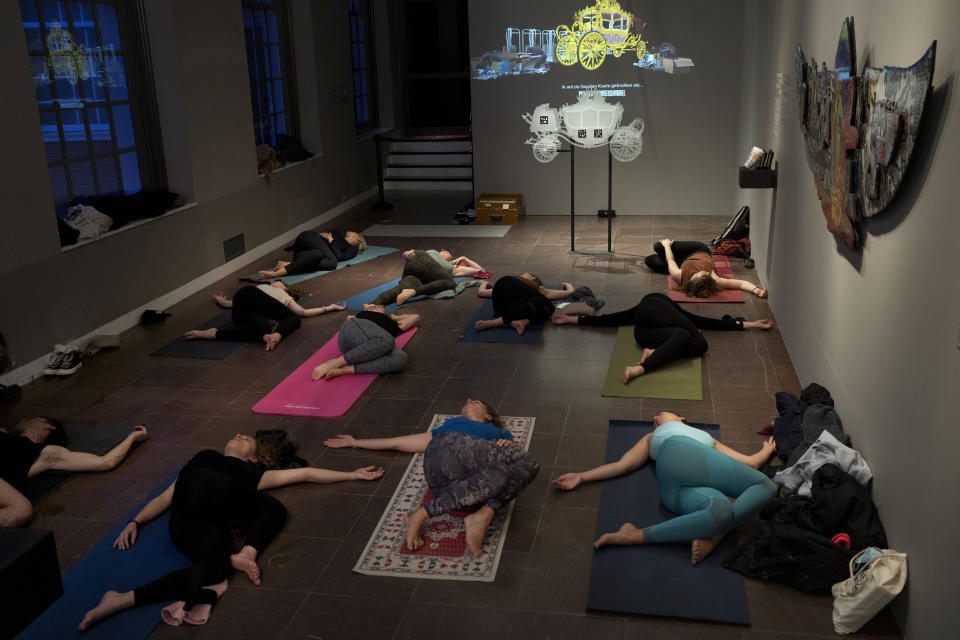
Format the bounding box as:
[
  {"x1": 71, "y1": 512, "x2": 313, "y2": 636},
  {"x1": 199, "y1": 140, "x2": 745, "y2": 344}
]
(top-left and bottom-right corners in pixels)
[{"x1": 3, "y1": 193, "x2": 901, "y2": 639}]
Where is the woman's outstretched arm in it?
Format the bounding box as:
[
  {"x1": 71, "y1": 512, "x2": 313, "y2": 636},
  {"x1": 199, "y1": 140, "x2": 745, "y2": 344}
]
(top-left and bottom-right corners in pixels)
[
  {"x1": 553, "y1": 433, "x2": 652, "y2": 490},
  {"x1": 539, "y1": 282, "x2": 574, "y2": 300},
  {"x1": 258, "y1": 465, "x2": 384, "y2": 490},
  {"x1": 713, "y1": 436, "x2": 776, "y2": 470},
  {"x1": 713, "y1": 276, "x2": 767, "y2": 297},
  {"x1": 113, "y1": 480, "x2": 176, "y2": 550},
  {"x1": 289, "y1": 301, "x2": 346, "y2": 317},
  {"x1": 477, "y1": 282, "x2": 494, "y2": 298},
  {"x1": 324, "y1": 431, "x2": 432, "y2": 453},
  {"x1": 213, "y1": 291, "x2": 233, "y2": 308}
]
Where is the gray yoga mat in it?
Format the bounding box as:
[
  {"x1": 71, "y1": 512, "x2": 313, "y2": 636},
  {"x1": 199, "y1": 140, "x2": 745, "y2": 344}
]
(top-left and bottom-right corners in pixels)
[
  {"x1": 150, "y1": 311, "x2": 240, "y2": 360},
  {"x1": 17, "y1": 420, "x2": 136, "y2": 503},
  {"x1": 586, "y1": 420, "x2": 750, "y2": 624}
]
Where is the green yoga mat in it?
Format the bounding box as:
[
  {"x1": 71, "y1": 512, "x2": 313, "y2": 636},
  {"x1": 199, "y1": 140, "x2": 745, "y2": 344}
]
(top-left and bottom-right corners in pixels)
[{"x1": 601, "y1": 326, "x2": 702, "y2": 400}]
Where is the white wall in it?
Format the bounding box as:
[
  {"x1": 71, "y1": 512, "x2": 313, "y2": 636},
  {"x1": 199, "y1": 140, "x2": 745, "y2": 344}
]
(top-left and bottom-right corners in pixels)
[{"x1": 739, "y1": 2, "x2": 960, "y2": 637}]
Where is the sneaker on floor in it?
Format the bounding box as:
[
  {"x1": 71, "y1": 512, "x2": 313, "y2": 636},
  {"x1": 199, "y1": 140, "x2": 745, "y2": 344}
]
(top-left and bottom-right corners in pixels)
[
  {"x1": 0, "y1": 383, "x2": 22, "y2": 402},
  {"x1": 57, "y1": 350, "x2": 82, "y2": 376},
  {"x1": 43, "y1": 350, "x2": 66, "y2": 375}
]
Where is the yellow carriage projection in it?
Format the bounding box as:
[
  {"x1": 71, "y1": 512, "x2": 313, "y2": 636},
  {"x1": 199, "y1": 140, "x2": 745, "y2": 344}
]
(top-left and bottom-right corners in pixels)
[{"x1": 555, "y1": 0, "x2": 647, "y2": 70}]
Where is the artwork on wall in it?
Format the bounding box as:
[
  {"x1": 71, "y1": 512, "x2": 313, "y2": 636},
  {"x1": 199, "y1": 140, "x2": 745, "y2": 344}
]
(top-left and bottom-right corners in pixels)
[
  {"x1": 795, "y1": 17, "x2": 936, "y2": 250},
  {"x1": 471, "y1": 0, "x2": 695, "y2": 82},
  {"x1": 522, "y1": 90, "x2": 645, "y2": 162}
]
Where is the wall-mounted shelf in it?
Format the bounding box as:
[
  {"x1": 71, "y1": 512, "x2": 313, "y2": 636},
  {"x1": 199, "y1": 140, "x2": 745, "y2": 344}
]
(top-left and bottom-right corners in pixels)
[{"x1": 739, "y1": 164, "x2": 778, "y2": 189}]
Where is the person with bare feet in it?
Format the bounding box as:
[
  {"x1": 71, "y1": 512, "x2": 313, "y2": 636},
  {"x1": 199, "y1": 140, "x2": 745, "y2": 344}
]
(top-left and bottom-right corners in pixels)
[
  {"x1": 0, "y1": 417, "x2": 148, "y2": 526},
  {"x1": 311, "y1": 304, "x2": 419, "y2": 380},
  {"x1": 553, "y1": 411, "x2": 776, "y2": 564},
  {"x1": 474, "y1": 274, "x2": 569, "y2": 335},
  {"x1": 78, "y1": 432, "x2": 383, "y2": 631},
  {"x1": 552, "y1": 292, "x2": 773, "y2": 383},
  {"x1": 646, "y1": 239, "x2": 768, "y2": 299},
  {"x1": 323, "y1": 399, "x2": 539, "y2": 557},
  {"x1": 258, "y1": 229, "x2": 366, "y2": 278},
  {"x1": 184, "y1": 283, "x2": 345, "y2": 352},
  {"x1": 372, "y1": 249, "x2": 483, "y2": 307}
]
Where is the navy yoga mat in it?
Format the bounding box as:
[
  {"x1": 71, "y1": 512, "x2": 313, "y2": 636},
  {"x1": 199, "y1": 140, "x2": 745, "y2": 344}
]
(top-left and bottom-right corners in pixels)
[
  {"x1": 18, "y1": 421, "x2": 136, "y2": 503},
  {"x1": 16, "y1": 472, "x2": 188, "y2": 640},
  {"x1": 457, "y1": 298, "x2": 545, "y2": 344},
  {"x1": 586, "y1": 420, "x2": 751, "y2": 625},
  {"x1": 151, "y1": 311, "x2": 240, "y2": 360}
]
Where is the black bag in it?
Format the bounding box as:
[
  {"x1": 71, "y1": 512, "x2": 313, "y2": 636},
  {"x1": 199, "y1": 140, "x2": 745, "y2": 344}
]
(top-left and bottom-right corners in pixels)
[{"x1": 712, "y1": 206, "x2": 750, "y2": 246}]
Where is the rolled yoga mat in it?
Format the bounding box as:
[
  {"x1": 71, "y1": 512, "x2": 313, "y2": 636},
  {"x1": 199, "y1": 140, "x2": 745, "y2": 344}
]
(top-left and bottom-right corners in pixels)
[
  {"x1": 252, "y1": 328, "x2": 418, "y2": 417},
  {"x1": 245, "y1": 245, "x2": 398, "y2": 285},
  {"x1": 17, "y1": 421, "x2": 138, "y2": 503},
  {"x1": 16, "y1": 472, "x2": 188, "y2": 640},
  {"x1": 601, "y1": 326, "x2": 702, "y2": 400},
  {"x1": 587, "y1": 420, "x2": 750, "y2": 625},
  {"x1": 150, "y1": 311, "x2": 240, "y2": 360},
  {"x1": 667, "y1": 254, "x2": 745, "y2": 303}
]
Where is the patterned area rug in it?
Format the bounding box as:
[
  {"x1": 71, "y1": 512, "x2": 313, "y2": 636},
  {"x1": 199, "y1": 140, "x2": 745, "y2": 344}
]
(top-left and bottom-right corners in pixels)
[{"x1": 353, "y1": 414, "x2": 536, "y2": 581}]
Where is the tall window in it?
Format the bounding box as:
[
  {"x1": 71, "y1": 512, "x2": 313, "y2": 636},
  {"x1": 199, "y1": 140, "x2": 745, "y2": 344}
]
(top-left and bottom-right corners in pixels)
[
  {"x1": 242, "y1": 0, "x2": 297, "y2": 147},
  {"x1": 19, "y1": 0, "x2": 163, "y2": 217},
  {"x1": 348, "y1": 0, "x2": 377, "y2": 133}
]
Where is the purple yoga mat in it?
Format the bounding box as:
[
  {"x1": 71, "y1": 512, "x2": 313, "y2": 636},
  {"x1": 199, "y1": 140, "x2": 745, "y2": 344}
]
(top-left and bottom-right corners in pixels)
[
  {"x1": 667, "y1": 254, "x2": 746, "y2": 303},
  {"x1": 252, "y1": 328, "x2": 418, "y2": 417}
]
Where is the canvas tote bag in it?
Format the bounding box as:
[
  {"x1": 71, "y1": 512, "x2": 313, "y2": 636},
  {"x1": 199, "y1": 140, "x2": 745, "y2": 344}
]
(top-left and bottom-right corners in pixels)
[{"x1": 832, "y1": 547, "x2": 908, "y2": 634}]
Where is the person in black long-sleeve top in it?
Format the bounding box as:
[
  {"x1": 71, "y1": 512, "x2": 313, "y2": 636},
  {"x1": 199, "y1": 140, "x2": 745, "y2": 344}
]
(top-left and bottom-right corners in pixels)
[
  {"x1": 552, "y1": 293, "x2": 773, "y2": 383},
  {"x1": 258, "y1": 229, "x2": 366, "y2": 277},
  {"x1": 78, "y1": 433, "x2": 384, "y2": 631}
]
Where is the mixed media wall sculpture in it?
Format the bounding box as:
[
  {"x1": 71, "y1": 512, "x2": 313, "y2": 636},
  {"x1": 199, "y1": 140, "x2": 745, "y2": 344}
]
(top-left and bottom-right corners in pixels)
[
  {"x1": 796, "y1": 17, "x2": 936, "y2": 250},
  {"x1": 522, "y1": 91, "x2": 645, "y2": 163}
]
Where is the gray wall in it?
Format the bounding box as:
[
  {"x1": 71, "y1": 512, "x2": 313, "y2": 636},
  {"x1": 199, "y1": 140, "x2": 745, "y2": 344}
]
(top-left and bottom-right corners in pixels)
[
  {"x1": 0, "y1": 0, "x2": 380, "y2": 366},
  {"x1": 469, "y1": 0, "x2": 748, "y2": 215},
  {"x1": 738, "y1": 2, "x2": 960, "y2": 637}
]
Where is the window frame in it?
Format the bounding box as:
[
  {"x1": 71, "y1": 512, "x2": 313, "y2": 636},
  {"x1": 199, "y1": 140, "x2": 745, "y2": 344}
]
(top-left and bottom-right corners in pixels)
[
  {"x1": 348, "y1": 0, "x2": 378, "y2": 135},
  {"x1": 21, "y1": 0, "x2": 166, "y2": 208},
  {"x1": 241, "y1": 0, "x2": 300, "y2": 148}
]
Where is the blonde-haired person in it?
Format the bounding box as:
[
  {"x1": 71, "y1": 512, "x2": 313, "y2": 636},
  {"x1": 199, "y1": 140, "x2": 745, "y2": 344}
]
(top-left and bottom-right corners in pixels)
[
  {"x1": 324, "y1": 398, "x2": 539, "y2": 556},
  {"x1": 79, "y1": 431, "x2": 383, "y2": 630},
  {"x1": 259, "y1": 229, "x2": 366, "y2": 278}
]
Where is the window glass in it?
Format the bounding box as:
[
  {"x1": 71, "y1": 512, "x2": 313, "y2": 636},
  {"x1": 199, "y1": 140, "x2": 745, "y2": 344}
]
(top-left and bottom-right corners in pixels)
[
  {"x1": 348, "y1": 0, "x2": 377, "y2": 133},
  {"x1": 242, "y1": 0, "x2": 296, "y2": 149}
]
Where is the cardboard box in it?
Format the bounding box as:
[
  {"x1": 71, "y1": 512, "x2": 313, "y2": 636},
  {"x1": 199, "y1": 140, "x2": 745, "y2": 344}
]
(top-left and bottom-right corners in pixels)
[{"x1": 476, "y1": 193, "x2": 523, "y2": 224}]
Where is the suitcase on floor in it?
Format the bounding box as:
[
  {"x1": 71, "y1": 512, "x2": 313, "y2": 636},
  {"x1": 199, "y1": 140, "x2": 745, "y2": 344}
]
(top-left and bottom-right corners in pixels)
[{"x1": 476, "y1": 193, "x2": 523, "y2": 224}]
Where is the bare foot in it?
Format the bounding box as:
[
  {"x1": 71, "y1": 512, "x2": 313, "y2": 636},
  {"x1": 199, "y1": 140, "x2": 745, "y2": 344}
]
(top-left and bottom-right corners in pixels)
[
  {"x1": 213, "y1": 292, "x2": 230, "y2": 306},
  {"x1": 258, "y1": 269, "x2": 277, "y2": 278},
  {"x1": 753, "y1": 288, "x2": 768, "y2": 298},
  {"x1": 621, "y1": 363, "x2": 645, "y2": 384},
  {"x1": 594, "y1": 522, "x2": 644, "y2": 548},
  {"x1": 231, "y1": 548, "x2": 262, "y2": 585},
  {"x1": 395, "y1": 288, "x2": 417, "y2": 305},
  {"x1": 747, "y1": 318, "x2": 774, "y2": 330},
  {"x1": 463, "y1": 506, "x2": 495, "y2": 557},
  {"x1": 324, "y1": 366, "x2": 353, "y2": 380},
  {"x1": 691, "y1": 532, "x2": 726, "y2": 564},
  {"x1": 78, "y1": 590, "x2": 134, "y2": 630},
  {"x1": 640, "y1": 347, "x2": 655, "y2": 364},
  {"x1": 474, "y1": 319, "x2": 501, "y2": 331},
  {"x1": 510, "y1": 319, "x2": 530, "y2": 335},
  {"x1": 276, "y1": 260, "x2": 290, "y2": 269},
  {"x1": 551, "y1": 314, "x2": 578, "y2": 325},
  {"x1": 263, "y1": 332, "x2": 282, "y2": 351},
  {"x1": 403, "y1": 508, "x2": 429, "y2": 551},
  {"x1": 185, "y1": 328, "x2": 217, "y2": 340},
  {"x1": 312, "y1": 360, "x2": 337, "y2": 381}
]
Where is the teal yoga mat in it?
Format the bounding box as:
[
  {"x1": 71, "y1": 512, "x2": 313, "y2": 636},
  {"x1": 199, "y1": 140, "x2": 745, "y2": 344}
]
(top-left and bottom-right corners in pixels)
[{"x1": 247, "y1": 245, "x2": 398, "y2": 285}]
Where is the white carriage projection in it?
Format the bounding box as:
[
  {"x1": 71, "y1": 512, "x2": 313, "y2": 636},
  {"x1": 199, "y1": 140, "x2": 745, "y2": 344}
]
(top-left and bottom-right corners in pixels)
[{"x1": 522, "y1": 91, "x2": 645, "y2": 163}]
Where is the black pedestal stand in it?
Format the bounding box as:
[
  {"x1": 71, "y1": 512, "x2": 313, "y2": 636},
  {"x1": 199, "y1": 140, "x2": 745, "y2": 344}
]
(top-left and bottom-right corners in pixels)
[{"x1": 565, "y1": 145, "x2": 614, "y2": 255}]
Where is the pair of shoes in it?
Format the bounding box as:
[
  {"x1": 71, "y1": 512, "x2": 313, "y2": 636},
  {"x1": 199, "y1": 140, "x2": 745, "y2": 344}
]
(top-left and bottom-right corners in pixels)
[
  {"x1": 0, "y1": 383, "x2": 21, "y2": 402},
  {"x1": 43, "y1": 346, "x2": 82, "y2": 376}
]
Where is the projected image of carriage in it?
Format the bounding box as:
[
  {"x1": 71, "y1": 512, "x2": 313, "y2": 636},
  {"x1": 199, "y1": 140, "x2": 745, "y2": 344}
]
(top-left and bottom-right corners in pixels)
[
  {"x1": 555, "y1": 0, "x2": 647, "y2": 70},
  {"x1": 522, "y1": 91, "x2": 645, "y2": 163}
]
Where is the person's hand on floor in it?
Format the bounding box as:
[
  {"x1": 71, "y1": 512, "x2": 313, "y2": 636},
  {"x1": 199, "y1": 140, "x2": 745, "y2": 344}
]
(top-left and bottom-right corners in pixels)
[
  {"x1": 353, "y1": 465, "x2": 385, "y2": 480},
  {"x1": 324, "y1": 434, "x2": 355, "y2": 448},
  {"x1": 552, "y1": 472, "x2": 584, "y2": 491}
]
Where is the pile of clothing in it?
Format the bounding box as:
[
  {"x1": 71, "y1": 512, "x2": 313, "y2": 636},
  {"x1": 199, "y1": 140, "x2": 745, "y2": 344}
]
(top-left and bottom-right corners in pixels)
[
  {"x1": 725, "y1": 383, "x2": 887, "y2": 594},
  {"x1": 57, "y1": 189, "x2": 184, "y2": 246}
]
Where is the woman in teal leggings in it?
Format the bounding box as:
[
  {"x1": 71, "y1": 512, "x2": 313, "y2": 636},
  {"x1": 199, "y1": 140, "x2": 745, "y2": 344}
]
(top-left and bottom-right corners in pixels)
[{"x1": 553, "y1": 411, "x2": 776, "y2": 564}]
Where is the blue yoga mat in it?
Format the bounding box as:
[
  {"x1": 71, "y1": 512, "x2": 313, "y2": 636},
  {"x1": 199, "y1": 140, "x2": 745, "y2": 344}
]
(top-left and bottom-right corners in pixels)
[
  {"x1": 17, "y1": 472, "x2": 188, "y2": 640},
  {"x1": 248, "y1": 245, "x2": 398, "y2": 285},
  {"x1": 343, "y1": 275, "x2": 476, "y2": 313},
  {"x1": 586, "y1": 421, "x2": 750, "y2": 625},
  {"x1": 457, "y1": 299, "x2": 545, "y2": 344}
]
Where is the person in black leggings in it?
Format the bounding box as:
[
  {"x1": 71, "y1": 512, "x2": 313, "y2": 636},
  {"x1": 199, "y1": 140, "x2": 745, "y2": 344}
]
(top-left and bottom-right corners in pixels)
[
  {"x1": 474, "y1": 274, "x2": 572, "y2": 335},
  {"x1": 184, "y1": 282, "x2": 345, "y2": 351},
  {"x1": 552, "y1": 293, "x2": 773, "y2": 383},
  {"x1": 78, "y1": 433, "x2": 384, "y2": 631},
  {"x1": 258, "y1": 230, "x2": 366, "y2": 278}
]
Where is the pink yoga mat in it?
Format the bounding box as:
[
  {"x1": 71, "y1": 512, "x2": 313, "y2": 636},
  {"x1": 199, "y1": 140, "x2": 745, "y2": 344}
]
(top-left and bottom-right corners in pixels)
[
  {"x1": 252, "y1": 328, "x2": 417, "y2": 417},
  {"x1": 667, "y1": 254, "x2": 745, "y2": 303}
]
